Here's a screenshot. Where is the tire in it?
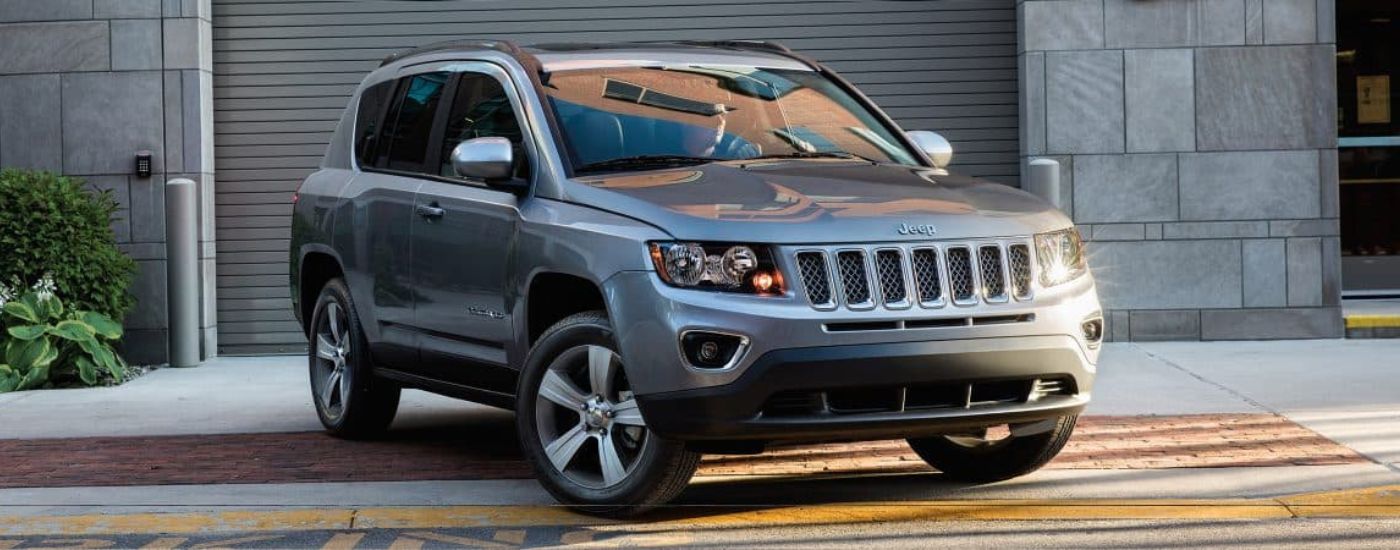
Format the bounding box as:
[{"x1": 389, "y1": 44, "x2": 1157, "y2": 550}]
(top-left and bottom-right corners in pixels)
[
  {"x1": 907, "y1": 415, "x2": 1078, "y2": 483},
  {"x1": 516, "y1": 310, "x2": 701, "y2": 517},
  {"x1": 308, "y1": 278, "x2": 400, "y2": 439}
]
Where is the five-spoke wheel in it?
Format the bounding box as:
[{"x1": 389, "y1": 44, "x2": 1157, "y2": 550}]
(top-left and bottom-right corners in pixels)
[
  {"x1": 536, "y1": 345, "x2": 649, "y2": 489},
  {"x1": 311, "y1": 301, "x2": 352, "y2": 420},
  {"x1": 308, "y1": 278, "x2": 400, "y2": 438},
  {"x1": 517, "y1": 311, "x2": 700, "y2": 516}
]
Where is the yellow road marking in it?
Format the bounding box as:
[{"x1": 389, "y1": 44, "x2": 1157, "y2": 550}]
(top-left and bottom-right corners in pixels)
[
  {"x1": 2, "y1": 486, "x2": 1398, "y2": 537},
  {"x1": 320, "y1": 533, "x2": 364, "y2": 550},
  {"x1": 188, "y1": 534, "x2": 284, "y2": 549},
  {"x1": 139, "y1": 538, "x2": 188, "y2": 550},
  {"x1": 1345, "y1": 315, "x2": 1400, "y2": 329}
]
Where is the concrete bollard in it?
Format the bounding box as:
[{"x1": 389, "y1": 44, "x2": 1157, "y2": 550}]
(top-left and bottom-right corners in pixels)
[
  {"x1": 1026, "y1": 158, "x2": 1062, "y2": 210},
  {"x1": 165, "y1": 178, "x2": 200, "y2": 367}
]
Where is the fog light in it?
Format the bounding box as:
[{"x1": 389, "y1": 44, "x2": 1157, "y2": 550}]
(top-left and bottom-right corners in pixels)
[
  {"x1": 680, "y1": 331, "x2": 748, "y2": 370},
  {"x1": 1082, "y1": 318, "x2": 1103, "y2": 344}
]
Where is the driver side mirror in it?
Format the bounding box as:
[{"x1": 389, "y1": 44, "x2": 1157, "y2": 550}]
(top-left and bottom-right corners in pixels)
[
  {"x1": 451, "y1": 137, "x2": 516, "y2": 185},
  {"x1": 906, "y1": 130, "x2": 953, "y2": 174}
]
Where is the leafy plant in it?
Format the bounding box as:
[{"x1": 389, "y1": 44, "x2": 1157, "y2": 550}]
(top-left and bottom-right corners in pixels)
[
  {"x1": 0, "y1": 276, "x2": 126, "y2": 393},
  {"x1": 0, "y1": 170, "x2": 136, "y2": 321}
]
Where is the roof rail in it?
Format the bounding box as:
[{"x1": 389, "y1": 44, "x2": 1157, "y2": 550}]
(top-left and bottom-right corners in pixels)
[
  {"x1": 671, "y1": 40, "x2": 793, "y2": 54},
  {"x1": 379, "y1": 39, "x2": 525, "y2": 67}
]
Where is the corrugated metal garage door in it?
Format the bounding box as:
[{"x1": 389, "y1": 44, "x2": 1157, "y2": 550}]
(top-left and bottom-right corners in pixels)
[{"x1": 212, "y1": 0, "x2": 1020, "y2": 355}]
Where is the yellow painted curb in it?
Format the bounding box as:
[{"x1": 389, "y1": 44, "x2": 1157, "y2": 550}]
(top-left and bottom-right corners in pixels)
[
  {"x1": 3, "y1": 489, "x2": 1399, "y2": 537},
  {"x1": 1345, "y1": 315, "x2": 1400, "y2": 329}
]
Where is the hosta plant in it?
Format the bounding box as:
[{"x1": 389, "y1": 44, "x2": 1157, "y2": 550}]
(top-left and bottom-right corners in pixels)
[{"x1": 0, "y1": 276, "x2": 126, "y2": 393}]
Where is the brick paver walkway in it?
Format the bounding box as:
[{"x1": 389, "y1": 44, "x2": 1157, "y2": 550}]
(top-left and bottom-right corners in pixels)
[{"x1": 0, "y1": 414, "x2": 1366, "y2": 489}]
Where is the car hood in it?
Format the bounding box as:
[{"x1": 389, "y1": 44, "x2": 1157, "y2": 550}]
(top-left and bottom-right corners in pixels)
[{"x1": 562, "y1": 160, "x2": 1071, "y2": 244}]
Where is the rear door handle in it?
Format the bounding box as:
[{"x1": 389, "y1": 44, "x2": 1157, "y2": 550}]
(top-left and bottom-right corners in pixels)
[{"x1": 415, "y1": 204, "x2": 445, "y2": 219}]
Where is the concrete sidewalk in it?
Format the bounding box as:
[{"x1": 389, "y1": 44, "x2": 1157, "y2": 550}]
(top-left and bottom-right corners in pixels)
[{"x1": 1, "y1": 340, "x2": 1398, "y2": 512}]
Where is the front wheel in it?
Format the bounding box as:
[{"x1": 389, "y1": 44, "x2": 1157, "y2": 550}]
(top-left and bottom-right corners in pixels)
[
  {"x1": 907, "y1": 415, "x2": 1078, "y2": 482},
  {"x1": 516, "y1": 311, "x2": 700, "y2": 517}
]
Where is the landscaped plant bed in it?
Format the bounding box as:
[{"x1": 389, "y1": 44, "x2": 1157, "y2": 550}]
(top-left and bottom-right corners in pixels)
[{"x1": 0, "y1": 170, "x2": 138, "y2": 393}]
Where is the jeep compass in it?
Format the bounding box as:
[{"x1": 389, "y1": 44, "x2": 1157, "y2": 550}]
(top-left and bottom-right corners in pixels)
[{"x1": 290, "y1": 40, "x2": 1102, "y2": 515}]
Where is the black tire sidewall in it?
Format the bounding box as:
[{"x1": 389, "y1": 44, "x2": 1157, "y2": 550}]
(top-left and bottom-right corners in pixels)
[{"x1": 908, "y1": 415, "x2": 1078, "y2": 482}]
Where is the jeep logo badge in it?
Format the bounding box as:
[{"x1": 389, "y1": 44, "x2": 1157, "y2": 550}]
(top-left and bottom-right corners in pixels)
[{"x1": 897, "y1": 223, "x2": 938, "y2": 236}]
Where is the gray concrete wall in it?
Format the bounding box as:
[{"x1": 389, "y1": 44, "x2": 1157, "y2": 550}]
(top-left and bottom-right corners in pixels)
[
  {"x1": 1019, "y1": 0, "x2": 1342, "y2": 340},
  {"x1": 0, "y1": 0, "x2": 216, "y2": 364}
]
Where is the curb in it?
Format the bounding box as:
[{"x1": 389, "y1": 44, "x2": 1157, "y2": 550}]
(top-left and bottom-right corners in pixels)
[
  {"x1": 1345, "y1": 314, "x2": 1400, "y2": 329},
  {"x1": 3, "y1": 486, "x2": 1399, "y2": 536}
]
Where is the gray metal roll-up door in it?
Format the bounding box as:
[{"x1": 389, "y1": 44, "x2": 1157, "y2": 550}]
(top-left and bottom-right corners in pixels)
[{"x1": 212, "y1": 0, "x2": 1020, "y2": 355}]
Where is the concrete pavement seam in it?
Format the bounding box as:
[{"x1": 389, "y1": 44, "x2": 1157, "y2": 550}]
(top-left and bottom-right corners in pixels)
[{"x1": 1131, "y1": 344, "x2": 1276, "y2": 415}]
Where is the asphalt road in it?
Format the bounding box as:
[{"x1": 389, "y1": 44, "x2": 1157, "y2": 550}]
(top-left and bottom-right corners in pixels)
[{"x1": 6, "y1": 519, "x2": 1400, "y2": 549}]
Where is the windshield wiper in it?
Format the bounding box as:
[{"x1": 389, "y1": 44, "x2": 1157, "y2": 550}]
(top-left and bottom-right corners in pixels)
[
  {"x1": 575, "y1": 155, "x2": 717, "y2": 173},
  {"x1": 746, "y1": 151, "x2": 878, "y2": 163}
]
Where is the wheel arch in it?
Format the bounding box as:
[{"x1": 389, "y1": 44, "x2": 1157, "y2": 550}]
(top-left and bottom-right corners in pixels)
[{"x1": 297, "y1": 247, "x2": 345, "y2": 337}]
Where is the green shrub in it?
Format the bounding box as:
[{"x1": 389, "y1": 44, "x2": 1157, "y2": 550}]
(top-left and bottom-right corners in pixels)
[
  {"x1": 0, "y1": 276, "x2": 127, "y2": 392},
  {"x1": 0, "y1": 170, "x2": 136, "y2": 320}
]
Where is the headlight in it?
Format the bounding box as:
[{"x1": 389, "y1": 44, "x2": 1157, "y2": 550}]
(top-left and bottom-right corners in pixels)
[
  {"x1": 649, "y1": 242, "x2": 784, "y2": 295},
  {"x1": 1034, "y1": 228, "x2": 1088, "y2": 287}
]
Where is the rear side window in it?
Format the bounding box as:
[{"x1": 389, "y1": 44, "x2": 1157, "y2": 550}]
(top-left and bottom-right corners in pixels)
[
  {"x1": 379, "y1": 72, "x2": 450, "y2": 173},
  {"x1": 353, "y1": 81, "x2": 394, "y2": 167}
]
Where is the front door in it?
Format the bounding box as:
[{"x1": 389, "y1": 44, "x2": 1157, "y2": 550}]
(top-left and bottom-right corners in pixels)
[{"x1": 410, "y1": 67, "x2": 532, "y2": 392}]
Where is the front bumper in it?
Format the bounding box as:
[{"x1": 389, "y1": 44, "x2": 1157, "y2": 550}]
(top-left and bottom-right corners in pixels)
[
  {"x1": 602, "y1": 269, "x2": 1100, "y2": 442},
  {"x1": 635, "y1": 335, "x2": 1090, "y2": 441}
]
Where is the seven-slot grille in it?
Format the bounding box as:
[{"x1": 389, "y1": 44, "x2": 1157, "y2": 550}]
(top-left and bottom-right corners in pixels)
[{"x1": 795, "y1": 240, "x2": 1033, "y2": 310}]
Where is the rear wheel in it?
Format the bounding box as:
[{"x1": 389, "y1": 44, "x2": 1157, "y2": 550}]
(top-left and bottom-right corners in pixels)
[
  {"x1": 516, "y1": 311, "x2": 700, "y2": 517},
  {"x1": 907, "y1": 415, "x2": 1077, "y2": 482},
  {"x1": 308, "y1": 278, "x2": 400, "y2": 438}
]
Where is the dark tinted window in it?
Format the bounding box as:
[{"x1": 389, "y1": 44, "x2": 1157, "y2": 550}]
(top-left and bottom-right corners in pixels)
[
  {"x1": 353, "y1": 81, "x2": 394, "y2": 167},
  {"x1": 440, "y1": 73, "x2": 528, "y2": 180},
  {"x1": 381, "y1": 72, "x2": 449, "y2": 173}
]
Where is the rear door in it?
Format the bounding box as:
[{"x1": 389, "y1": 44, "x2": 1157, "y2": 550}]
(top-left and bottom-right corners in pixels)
[
  {"x1": 409, "y1": 63, "x2": 531, "y2": 394},
  {"x1": 348, "y1": 71, "x2": 451, "y2": 369}
]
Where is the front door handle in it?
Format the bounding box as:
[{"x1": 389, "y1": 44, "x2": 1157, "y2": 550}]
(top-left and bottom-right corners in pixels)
[{"x1": 415, "y1": 204, "x2": 445, "y2": 219}]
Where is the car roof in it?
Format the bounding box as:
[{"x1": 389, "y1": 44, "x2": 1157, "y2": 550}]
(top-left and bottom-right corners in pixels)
[{"x1": 380, "y1": 40, "x2": 814, "y2": 72}]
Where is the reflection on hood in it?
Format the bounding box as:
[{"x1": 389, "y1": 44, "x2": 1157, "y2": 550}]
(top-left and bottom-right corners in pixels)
[{"x1": 578, "y1": 160, "x2": 1039, "y2": 223}]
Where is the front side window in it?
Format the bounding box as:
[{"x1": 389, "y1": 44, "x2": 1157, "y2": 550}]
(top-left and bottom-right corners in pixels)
[
  {"x1": 380, "y1": 72, "x2": 450, "y2": 173},
  {"x1": 540, "y1": 65, "x2": 919, "y2": 172},
  {"x1": 439, "y1": 73, "x2": 529, "y2": 181}
]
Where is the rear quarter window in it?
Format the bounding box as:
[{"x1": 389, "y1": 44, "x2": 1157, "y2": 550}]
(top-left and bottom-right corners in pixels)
[{"x1": 354, "y1": 81, "x2": 394, "y2": 168}]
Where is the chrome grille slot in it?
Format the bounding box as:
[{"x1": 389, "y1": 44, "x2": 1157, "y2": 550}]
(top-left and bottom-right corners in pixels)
[
  {"x1": 874, "y1": 249, "x2": 908, "y2": 306},
  {"x1": 1008, "y1": 244, "x2": 1032, "y2": 299},
  {"x1": 978, "y1": 245, "x2": 1007, "y2": 301},
  {"x1": 946, "y1": 247, "x2": 975, "y2": 303},
  {"x1": 835, "y1": 250, "x2": 873, "y2": 307},
  {"x1": 910, "y1": 248, "x2": 943, "y2": 305},
  {"x1": 796, "y1": 252, "x2": 833, "y2": 307}
]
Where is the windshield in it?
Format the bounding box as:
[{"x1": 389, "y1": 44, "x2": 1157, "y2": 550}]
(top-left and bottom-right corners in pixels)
[{"x1": 540, "y1": 64, "x2": 920, "y2": 172}]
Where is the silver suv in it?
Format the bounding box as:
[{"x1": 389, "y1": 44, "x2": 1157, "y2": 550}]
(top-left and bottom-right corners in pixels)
[{"x1": 290, "y1": 40, "x2": 1102, "y2": 515}]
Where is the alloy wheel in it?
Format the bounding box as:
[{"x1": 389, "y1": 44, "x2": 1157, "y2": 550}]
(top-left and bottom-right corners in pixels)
[
  {"x1": 311, "y1": 301, "x2": 352, "y2": 419},
  {"x1": 534, "y1": 345, "x2": 649, "y2": 489}
]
